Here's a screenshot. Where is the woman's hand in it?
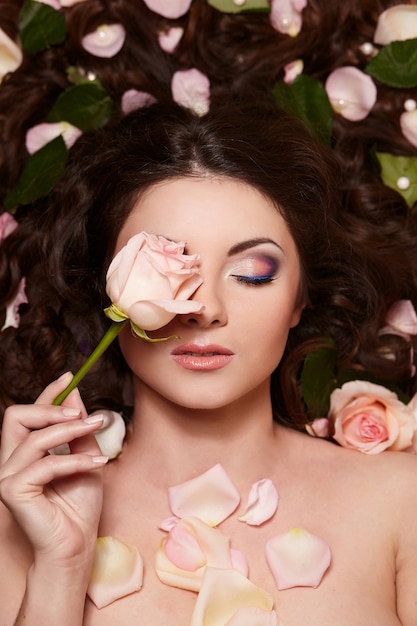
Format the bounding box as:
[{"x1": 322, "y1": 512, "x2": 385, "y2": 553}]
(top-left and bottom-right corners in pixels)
[{"x1": 0, "y1": 372, "x2": 107, "y2": 569}]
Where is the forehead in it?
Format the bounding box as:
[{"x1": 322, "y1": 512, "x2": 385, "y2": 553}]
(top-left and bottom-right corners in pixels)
[{"x1": 117, "y1": 177, "x2": 297, "y2": 255}]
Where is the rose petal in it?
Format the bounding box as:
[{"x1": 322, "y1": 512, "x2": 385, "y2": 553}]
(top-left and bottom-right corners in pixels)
[
  {"x1": 230, "y1": 548, "x2": 249, "y2": 578},
  {"x1": 60, "y1": 0, "x2": 88, "y2": 5},
  {"x1": 158, "y1": 26, "x2": 184, "y2": 53},
  {"x1": 164, "y1": 524, "x2": 207, "y2": 571},
  {"x1": 385, "y1": 299, "x2": 417, "y2": 336},
  {"x1": 171, "y1": 68, "x2": 210, "y2": 116},
  {"x1": 36, "y1": 0, "x2": 61, "y2": 8},
  {"x1": 374, "y1": 5, "x2": 417, "y2": 45},
  {"x1": 325, "y1": 66, "x2": 377, "y2": 121},
  {"x1": 283, "y1": 59, "x2": 304, "y2": 84},
  {"x1": 121, "y1": 89, "x2": 157, "y2": 114},
  {"x1": 305, "y1": 417, "x2": 331, "y2": 438},
  {"x1": 81, "y1": 24, "x2": 126, "y2": 58},
  {"x1": 25, "y1": 122, "x2": 82, "y2": 154},
  {"x1": 156, "y1": 517, "x2": 234, "y2": 591},
  {"x1": 400, "y1": 110, "x2": 417, "y2": 150},
  {"x1": 238, "y1": 479, "x2": 279, "y2": 526},
  {"x1": 0, "y1": 28, "x2": 23, "y2": 82},
  {"x1": 89, "y1": 410, "x2": 126, "y2": 460},
  {"x1": 266, "y1": 527, "x2": 331, "y2": 590},
  {"x1": 168, "y1": 464, "x2": 240, "y2": 526},
  {"x1": 0, "y1": 212, "x2": 18, "y2": 240},
  {"x1": 190, "y1": 567, "x2": 275, "y2": 626},
  {"x1": 270, "y1": 0, "x2": 307, "y2": 37},
  {"x1": 1, "y1": 277, "x2": 28, "y2": 331},
  {"x1": 142, "y1": 0, "x2": 192, "y2": 19},
  {"x1": 225, "y1": 607, "x2": 280, "y2": 626},
  {"x1": 87, "y1": 537, "x2": 143, "y2": 608}
]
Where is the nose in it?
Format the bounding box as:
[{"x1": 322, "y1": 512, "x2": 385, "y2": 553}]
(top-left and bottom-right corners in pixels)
[{"x1": 180, "y1": 278, "x2": 227, "y2": 328}]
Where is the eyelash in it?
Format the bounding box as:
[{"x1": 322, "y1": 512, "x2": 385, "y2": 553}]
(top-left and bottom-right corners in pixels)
[{"x1": 231, "y1": 275, "x2": 277, "y2": 286}]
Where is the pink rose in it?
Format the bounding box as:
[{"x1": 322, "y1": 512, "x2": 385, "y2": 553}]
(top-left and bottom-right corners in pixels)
[
  {"x1": 105, "y1": 231, "x2": 204, "y2": 332},
  {"x1": 329, "y1": 380, "x2": 416, "y2": 454}
]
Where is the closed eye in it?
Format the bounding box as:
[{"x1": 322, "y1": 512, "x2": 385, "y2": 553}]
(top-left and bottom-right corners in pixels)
[{"x1": 231, "y1": 275, "x2": 277, "y2": 286}]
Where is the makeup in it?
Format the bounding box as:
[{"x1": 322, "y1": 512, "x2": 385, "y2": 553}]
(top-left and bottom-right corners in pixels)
[{"x1": 171, "y1": 343, "x2": 235, "y2": 371}]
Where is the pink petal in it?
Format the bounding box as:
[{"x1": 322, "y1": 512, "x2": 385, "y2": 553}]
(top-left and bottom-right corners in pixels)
[
  {"x1": 0, "y1": 212, "x2": 18, "y2": 240},
  {"x1": 266, "y1": 528, "x2": 331, "y2": 590},
  {"x1": 283, "y1": 59, "x2": 304, "y2": 84},
  {"x1": 270, "y1": 0, "x2": 307, "y2": 37},
  {"x1": 1, "y1": 277, "x2": 28, "y2": 331},
  {"x1": 35, "y1": 0, "x2": 60, "y2": 7},
  {"x1": 168, "y1": 464, "x2": 240, "y2": 526},
  {"x1": 164, "y1": 524, "x2": 207, "y2": 571},
  {"x1": 60, "y1": 0, "x2": 89, "y2": 5},
  {"x1": 121, "y1": 89, "x2": 157, "y2": 114},
  {"x1": 230, "y1": 549, "x2": 249, "y2": 578},
  {"x1": 305, "y1": 417, "x2": 331, "y2": 438},
  {"x1": 26, "y1": 122, "x2": 82, "y2": 154},
  {"x1": 400, "y1": 110, "x2": 417, "y2": 150},
  {"x1": 238, "y1": 479, "x2": 278, "y2": 526},
  {"x1": 158, "y1": 26, "x2": 184, "y2": 53},
  {"x1": 0, "y1": 28, "x2": 22, "y2": 82},
  {"x1": 374, "y1": 5, "x2": 417, "y2": 45},
  {"x1": 385, "y1": 299, "x2": 417, "y2": 337},
  {"x1": 142, "y1": 0, "x2": 192, "y2": 19},
  {"x1": 159, "y1": 515, "x2": 181, "y2": 531},
  {"x1": 90, "y1": 410, "x2": 126, "y2": 460},
  {"x1": 82, "y1": 23, "x2": 126, "y2": 58},
  {"x1": 171, "y1": 68, "x2": 210, "y2": 116},
  {"x1": 325, "y1": 66, "x2": 377, "y2": 121},
  {"x1": 87, "y1": 537, "x2": 143, "y2": 608},
  {"x1": 189, "y1": 567, "x2": 275, "y2": 626}
]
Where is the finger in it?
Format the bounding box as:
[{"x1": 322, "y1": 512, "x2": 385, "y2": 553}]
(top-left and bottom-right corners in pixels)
[
  {"x1": 34, "y1": 371, "x2": 75, "y2": 405},
  {"x1": 0, "y1": 416, "x2": 105, "y2": 478}
]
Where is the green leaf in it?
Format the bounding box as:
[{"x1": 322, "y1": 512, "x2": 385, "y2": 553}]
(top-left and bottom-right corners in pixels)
[
  {"x1": 376, "y1": 152, "x2": 417, "y2": 208},
  {"x1": 4, "y1": 136, "x2": 68, "y2": 212},
  {"x1": 273, "y1": 75, "x2": 333, "y2": 144},
  {"x1": 207, "y1": 0, "x2": 269, "y2": 13},
  {"x1": 47, "y1": 83, "x2": 114, "y2": 131},
  {"x1": 365, "y1": 39, "x2": 417, "y2": 88},
  {"x1": 301, "y1": 340, "x2": 337, "y2": 418},
  {"x1": 18, "y1": 0, "x2": 67, "y2": 54}
]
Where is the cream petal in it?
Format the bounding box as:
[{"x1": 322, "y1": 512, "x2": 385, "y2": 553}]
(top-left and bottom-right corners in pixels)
[
  {"x1": 81, "y1": 24, "x2": 126, "y2": 58},
  {"x1": 158, "y1": 26, "x2": 184, "y2": 53},
  {"x1": 26, "y1": 122, "x2": 82, "y2": 154},
  {"x1": 238, "y1": 479, "x2": 279, "y2": 526},
  {"x1": 142, "y1": 0, "x2": 192, "y2": 19},
  {"x1": 90, "y1": 410, "x2": 126, "y2": 460},
  {"x1": 0, "y1": 28, "x2": 22, "y2": 82},
  {"x1": 168, "y1": 464, "x2": 240, "y2": 526},
  {"x1": 400, "y1": 110, "x2": 417, "y2": 150},
  {"x1": 385, "y1": 299, "x2": 417, "y2": 336},
  {"x1": 225, "y1": 607, "x2": 280, "y2": 626},
  {"x1": 171, "y1": 68, "x2": 210, "y2": 116},
  {"x1": 1, "y1": 277, "x2": 28, "y2": 332},
  {"x1": 230, "y1": 548, "x2": 249, "y2": 577},
  {"x1": 305, "y1": 417, "x2": 331, "y2": 438},
  {"x1": 374, "y1": 5, "x2": 417, "y2": 45},
  {"x1": 325, "y1": 66, "x2": 377, "y2": 121},
  {"x1": 156, "y1": 517, "x2": 233, "y2": 592},
  {"x1": 283, "y1": 59, "x2": 304, "y2": 84},
  {"x1": 164, "y1": 524, "x2": 207, "y2": 571},
  {"x1": 266, "y1": 528, "x2": 331, "y2": 590},
  {"x1": 270, "y1": 0, "x2": 307, "y2": 37},
  {"x1": 190, "y1": 567, "x2": 274, "y2": 626},
  {"x1": 87, "y1": 537, "x2": 143, "y2": 608},
  {"x1": 121, "y1": 89, "x2": 157, "y2": 114}
]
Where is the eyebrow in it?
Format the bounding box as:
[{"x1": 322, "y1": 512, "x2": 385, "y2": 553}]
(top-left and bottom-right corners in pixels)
[{"x1": 227, "y1": 237, "x2": 284, "y2": 256}]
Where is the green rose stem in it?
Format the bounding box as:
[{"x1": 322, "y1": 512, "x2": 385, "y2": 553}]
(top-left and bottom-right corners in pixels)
[{"x1": 53, "y1": 319, "x2": 128, "y2": 406}]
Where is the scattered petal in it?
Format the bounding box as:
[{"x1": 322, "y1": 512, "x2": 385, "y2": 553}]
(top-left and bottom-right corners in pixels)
[
  {"x1": 325, "y1": 66, "x2": 377, "y2": 121},
  {"x1": 266, "y1": 527, "x2": 331, "y2": 590},
  {"x1": 225, "y1": 607, "x2": 280, "y2": 626},
  {"x1": 270, "y1": 0, "x2": 307, "y2": 37},
  {"x1": 1, "y1": 278, "x2": 28, "y2": 331},
  {"x1": 283, "y1": 59, "x2": 303, "y2": 84},
  {"x1": 142, "y1": 0, "x2": 192, "y2": 19},
  {"x1": 374, "y1": 5, "x2": 417, "y2": 45},
  {"x1": 168, "y1": 464, "x2": 240, "y2": 526},
  {"x1": 0, "y1": 212, "x2": 18, "y2": 240},
  {"x1": 171, "y1": 68, "x2": 210, "y2": 116},
  {"x1": 158, "y1": 26, "x2": 184, "y2": 53},
  {"x1": 385, "y1": 300, "x2": 417, "y2": 337},
  {"x1": 90, "y1": 410, "x2": 126, "y2": 459},
  {"x1": 60, "y1": 0, "x2": 89, "y2": 5},
  {"x1": 36, "y1": 0, "x2": 61, "y2": 8},
  {"x1": 305, "y1": 417, "x2": 331, "y2": 438},
  {"x1": 400, "y1": 109, "x2": 417, "y2": 150},
  {"x1": 25, "y1": 122, "x2": 82, "y2": 154},
  {"x1": 121, "y1": 89, "x2": 157, "y2": 114},
  {"x1": 164, "y1": 523, "x2": 207, "y2": 571},
  {"x1": 238, "y1": 479, "x2": 278, "y2": 526},
  {"x1": 159, "y1": 515, "x2": 181, "y2": 531},
  {"x1": 87, "y1": 536, "x2": 143, "y2": 608},
  {"x1": 190, "y1": 567, "x2": 275, "y2": 626},
  {"x1": 81, "y1": 24, "x2": 126, "y2": 58},
  {"x1": 156, "y1": 517, "x2": 234, "y2": 591},
  {"x1": 230, "y1": 548, "x2": 249, "y2": 578},
  {"x1": 0, "y1": 28, "x2": 23, "y2": 82}
]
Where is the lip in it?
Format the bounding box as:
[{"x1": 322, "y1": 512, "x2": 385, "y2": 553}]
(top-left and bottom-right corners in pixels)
[{"x1": 171, "y1": 343, "x2": 235, "y2": 371}]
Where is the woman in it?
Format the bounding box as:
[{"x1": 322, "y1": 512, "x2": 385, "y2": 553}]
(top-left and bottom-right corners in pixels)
[{"x1": 0, "y1": 102, "x2": 416, "y2": 625}]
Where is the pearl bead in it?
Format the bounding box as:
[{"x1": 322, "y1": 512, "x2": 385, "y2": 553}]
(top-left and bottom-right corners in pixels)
[
  {"x1": 404, "y1": 98, "x2": 417, "y2": 112},
  {"x1": 397, "y1": 176, "x2": 410, "y2": 190},
  {"x1": 233, "y1": 0, "x2": 246, "y2": 5},
  {"x1": 360, "y1": 42, "x2": 375, "y2": 55}
]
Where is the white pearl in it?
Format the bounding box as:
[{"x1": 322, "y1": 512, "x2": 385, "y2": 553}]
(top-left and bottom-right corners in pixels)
[
  {"x1": 404, "y1": 98, "x2": 417, "y2": 112},
  {"x1": 360, "y1": 42, "x2": 375, "y2": 55},
  {"x1": 233, "y1": 0, "x2": 246, "y2": 5},
  {"x1": 397, "y1": 176, "x2": 410, "y2": 190}
]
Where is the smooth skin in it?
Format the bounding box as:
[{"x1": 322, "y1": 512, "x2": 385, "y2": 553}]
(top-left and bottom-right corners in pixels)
[{"x1": 0, "y1": 177, "x2": 416, "y2": 626}]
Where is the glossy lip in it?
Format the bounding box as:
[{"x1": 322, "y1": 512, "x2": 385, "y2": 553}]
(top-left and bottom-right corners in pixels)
[{"x1": 170, "y1": 343, "x2": 235, "y2": 371}]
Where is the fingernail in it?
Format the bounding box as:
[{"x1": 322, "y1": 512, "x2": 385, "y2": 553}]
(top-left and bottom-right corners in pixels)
[
  {"x1": 84, "y1": 414, "x2": 104, "y2": 425},
  {"x1": 92, "y1": 455, "x2": 108, "y2": 464},
  {"x1": 62, "y1": 407, "x2": 81, "y2": 417}
]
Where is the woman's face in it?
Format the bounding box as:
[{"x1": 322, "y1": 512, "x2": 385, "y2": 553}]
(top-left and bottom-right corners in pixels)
[{"x1": 115, "y1": 176, "x2": 305, "y2": 411}]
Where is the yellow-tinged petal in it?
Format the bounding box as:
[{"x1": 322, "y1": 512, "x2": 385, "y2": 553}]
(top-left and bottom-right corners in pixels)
[
  {"x1": 265, "y1": 527, "x2": 331, "y2": 590},
  {"x1": 190, "y1": 567, "x2": 275, "y2": 626},
  {"x1": 168, "y1": 464, "x2": 240, "y2": 526},
  {"x1": 238, "y1": 479, "x2": 278, "y2": 526},
  {"x1": 0, "y1": 28, "x2": 22, "y2": 82},
  {"x1": 225, "y1": 607, "x2": 280, "y2": 626},
  {"x1": 87, "y1": 537, "x2": 143, "y2": 608},
  {"x1": 155, "y1": 517, "x2": 234, "y2": 592}
]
